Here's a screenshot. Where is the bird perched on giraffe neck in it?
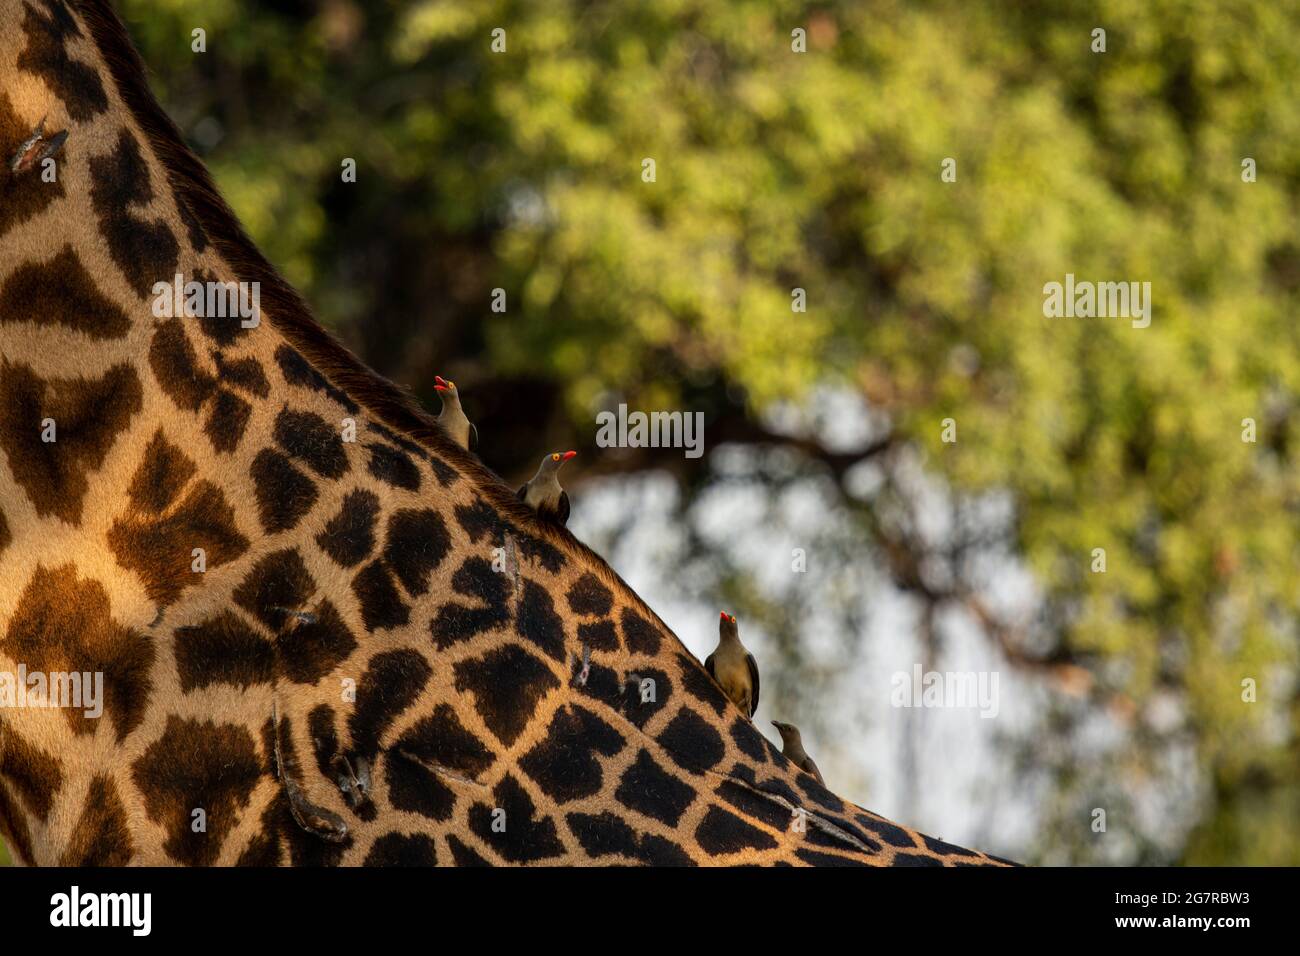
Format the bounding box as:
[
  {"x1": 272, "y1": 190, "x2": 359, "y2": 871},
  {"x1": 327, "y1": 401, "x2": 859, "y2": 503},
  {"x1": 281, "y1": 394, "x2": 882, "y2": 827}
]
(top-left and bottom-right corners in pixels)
[
  {"x1": 771, "y1": 720, "x2": 824, "y2": 785},
  {"x1": 518, "y1": 450, "x2": 576, "y2": 525},
  {"x1": 9, "y1": 115, "x2": 68, "y2": 176},
  {"x1": 433, "y1": 375, "x2": 477, "y2": 451},
  {"x1": 705, "y1": 611, "x2": 760, "y2": 718}
]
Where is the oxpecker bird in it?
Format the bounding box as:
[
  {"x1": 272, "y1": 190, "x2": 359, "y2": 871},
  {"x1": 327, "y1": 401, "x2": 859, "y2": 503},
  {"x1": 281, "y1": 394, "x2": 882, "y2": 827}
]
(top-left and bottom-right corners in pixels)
[
  {"x1": 518, "y1": 450, "x2": 576, "y2": 525},
  {"x1": 433, "y1": 375, "x2": 478, "y2": 451},
  {"x1": 9, "y1": 115, "x2": 68, "y2": 176},
  {"x1": 771, "y1": 720, "x2": 825, "y2": 785},
  {"x1": 704, "y1": 612, "x2": 759, "y2": 718}
]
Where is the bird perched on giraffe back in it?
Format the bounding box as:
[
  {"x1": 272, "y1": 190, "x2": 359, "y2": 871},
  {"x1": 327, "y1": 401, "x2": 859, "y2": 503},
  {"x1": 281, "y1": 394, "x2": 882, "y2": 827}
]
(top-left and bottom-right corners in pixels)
[
  {"x1": 772, "y1": 720, "x2": 824, "y2": 785},
  {"x1": 705, "y1": 611, "x2": 759, "y2": 718},
  {"x1": 433, "y1": 375, "x2": 477, "y2": 451},
  {"x1": 518, "y1": 450, "x2": 576, "y2": 526}
]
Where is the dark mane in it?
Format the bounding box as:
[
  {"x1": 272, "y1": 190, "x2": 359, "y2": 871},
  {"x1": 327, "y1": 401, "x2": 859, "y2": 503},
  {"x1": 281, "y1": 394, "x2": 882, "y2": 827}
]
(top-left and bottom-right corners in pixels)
[{"x1": 75, "y1": 0, "x2": 677, "y2": 633}]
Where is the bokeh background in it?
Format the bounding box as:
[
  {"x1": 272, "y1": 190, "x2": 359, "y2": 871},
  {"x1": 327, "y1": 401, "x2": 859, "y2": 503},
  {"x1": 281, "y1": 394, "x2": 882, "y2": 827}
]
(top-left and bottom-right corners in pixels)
[{"x1": 7, "y1": 0, "x2": 1300, "y2": 866}]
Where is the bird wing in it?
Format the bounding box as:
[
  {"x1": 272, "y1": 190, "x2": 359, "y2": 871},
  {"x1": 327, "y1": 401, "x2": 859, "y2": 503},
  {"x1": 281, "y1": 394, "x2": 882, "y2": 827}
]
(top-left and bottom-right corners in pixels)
[
  {"x1": 804, "y1": 755, "x2": 825, "y2": 786},
  {"x1": 468, "y1": 422, "x2": 479, "y2": 452},
  {"x1": 746, "y1": 653, "x2": 760, "y2": 716},
  {"x1": 704, "y1": 652, "x2": 716, "y2": 682},
  {"x1": 557, "y1": 490, "x2": 570, "y2": 525}
]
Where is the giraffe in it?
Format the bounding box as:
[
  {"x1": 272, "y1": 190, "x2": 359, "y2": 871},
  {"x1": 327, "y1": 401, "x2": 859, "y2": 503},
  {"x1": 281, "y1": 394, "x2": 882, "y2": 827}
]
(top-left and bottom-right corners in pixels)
[{"x1": 0, "y1": 0, "x2": 1011, "y2": 867}]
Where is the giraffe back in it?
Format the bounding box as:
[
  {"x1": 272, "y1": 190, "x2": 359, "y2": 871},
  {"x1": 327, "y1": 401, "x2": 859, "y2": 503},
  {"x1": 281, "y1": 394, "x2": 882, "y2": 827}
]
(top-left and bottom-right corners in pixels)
[{"x1": 0, "y1": 0, "x2": 1006, "y2": 866}]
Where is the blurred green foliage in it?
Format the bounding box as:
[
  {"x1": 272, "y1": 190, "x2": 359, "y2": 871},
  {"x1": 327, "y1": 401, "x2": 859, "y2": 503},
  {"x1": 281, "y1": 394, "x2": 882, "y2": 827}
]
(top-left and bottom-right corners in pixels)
[{"x1": 83, "y1": 0, "x2": 1300, "y2": 865}]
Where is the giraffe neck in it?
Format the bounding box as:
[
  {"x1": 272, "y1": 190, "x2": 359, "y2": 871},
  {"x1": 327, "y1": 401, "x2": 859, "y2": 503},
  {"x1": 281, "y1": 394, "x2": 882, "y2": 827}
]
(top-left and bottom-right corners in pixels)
[{"x1": 0, "y1": 0, "x2": 1006, "y2": 867}]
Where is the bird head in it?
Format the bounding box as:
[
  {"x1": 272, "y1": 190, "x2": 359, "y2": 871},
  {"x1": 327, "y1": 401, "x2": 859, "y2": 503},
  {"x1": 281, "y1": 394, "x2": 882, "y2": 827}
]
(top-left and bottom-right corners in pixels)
[
  {"x1": 433, "y1": 375, "x2": 461, "y2": 404},
  {"x1": 771, "y1": 720, "x2": 800, "y2": 745},
  {"x1": 718, "y1": 610, "x2": 738, "y2": 640},
  {"x1": 541, "y1": 450, "x2": 577, "y2": 475}
]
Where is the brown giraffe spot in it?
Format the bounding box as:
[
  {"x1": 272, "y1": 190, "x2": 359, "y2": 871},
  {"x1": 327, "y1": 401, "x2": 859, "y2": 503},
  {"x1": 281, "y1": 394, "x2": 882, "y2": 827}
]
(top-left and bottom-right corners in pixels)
[
  {"x1": 234, "y1": 811, "x2": 283, "y2": 867},
  {"x1": 211, "y1": 351, "x2": 269, "y2": 397},
  {"x1": 173, "y1": 611, "x2": 275, "y2": 692},
  {"x1": 233, "y1": 548, "x2": 314, "y2": 630},
  {"x1": 429, "y1": 556, "x2": 511, "y2": 650},
  {"x1": 515, "y1": 579, "x2": 567, "y2": 663},
  {"x1": 204, "y1": 388, "x2": 252, "y2": 453},
  {"x1": 1, "y1": 564, "x2": 153, "y2": 741},
  {"x1": 274, "y1": 408, "x2": 348, "y2": 479},
  {"x1": 17, "y1": 0, "x2": 108, "y2": 121},
  {"x1": 795, "y1": 771, "x2": 845, "y2": 812},
  {"x1": 694, "y1": 804, "x2": 779, "y2": 856},
  {"x1": 108, "y1": 435, "x2": 250, "y2": 608},
  {"x1": 577, "y1": 618, "x2": 619, "y2": 652},
  {"x1": 655, "y1": 708, "x2": 726, "y2": 776},
  {"x1": 620, "y1": 607, "x2": 662, "y2": 655},
  {"x1": 149, "y1": 321, "x2": 255, "y2": 454},
  {"x1": 189, "y1": 268, "x2": 244, "y2": 346},
  {"x1": 0, "y1": 245, "x2": 130, "y2": 340},
  {"x1": 392, "y1": 704, "x2": 496, "y2": 781},
  {"x1": 384, "y1": 714, "x2": 476, "y2": 815},
  {"x1": 614, "y1": 749, "x2": 696, "y2": 827},
  {"x1": 0, "y1": 508, "x2": 9, "y2": 556},
  {"x1": 454, "y1": 498, "x2": 500, "y2": 543},
  {"x1": 316, "y1": 489, "x2": 380, "y2": 568},
  {"x1": 385, "y1": 750, "x2": 459, "y2": 823},
  {"x1": 0, "y1": 92, "x2": 66, "y2": 239},
  {"x1": 679, "y1": 651, "x2": 732, "y2": 716},
  {"x1": 573, "y1": 659, "x2": 624, "y2": 708},
  {"x1": 619, "y1": 666, "x2": 671, "y2": 729},
  {"x1": 364, "y1": 442, "x2": 421, "y2": 492},
  {"x1": 230, "y1": 548, "x2": 358, "y2": 683},
  {"x1": 567, "y1": 573, "x2": 613, "y2": 616},
  {"x1": 249, "y1": 448, "x2": 318, "y2": 534},
  {"x1": 347, "y1": 649, "x2": 431, "y2": 761},
  {"x1": 518, "y1": 705, "x2": 625, "y2": 803},
  {"x1": 0, "y1": 725, "x2": 63, "y2": 821},
  {"x1": 729, "y1": 716, "x2": 770, "y2": 764},
  {"x1": 382, "y1": 508, "x2": 450, "y2": 597},
  {"x1": 351, "y1": 560, "x2": 410, "y2": 631},
  {"x1": 713, "y1": 779, "x2": 793, "y2": 832},
  {"x1": 176, "y1": 192, "x2": 208, "y2": 253},
  {"x1": 277, "y1": 600, "x2": 357, "y2": 685},
  {"x1": 796, "y1": 847, "x2": 875, "y2": 867},
  {"x1": 303, "y1": 706, "x2": 336, "y2": 774},
  {"x1": 446, "y1": 835, "x2": 491, "y2": 866},
  {"x1": 131, "y1": 716, "x2": 263, "y2": 866},
  {"x1": 126, "y1": 429, "x2": 196, "y2": 512},
  {"x1": 363, "y1": 833, "x2": 438, "y2": 867},
  {"x1": 274, "y1": 345, "x2": 357, "y2": 414},
  {"x1": 88, "y1": 129, "x2": 179, "y2": 297},
  {"x1": 453, "y1": 644, "x2": 560, "y2": 747},
  {"x1": 0, "y1": 361, "x2": 142, "y2": 524},
  {"x1": 565, "y1": 811, "x2": 694, "y2": 866},
  {"x1": 59, "y1": 774, "x2": 134, "y2": 865},
  {"x1": 468, "y1": 774, "x2": 564, "y2": 863},
  {"x1": 149, "y1": 318, "x2": 216, "y2": 411},
  {"x1": 453, "y1": 498, "x2": 566, "y2": 572}
]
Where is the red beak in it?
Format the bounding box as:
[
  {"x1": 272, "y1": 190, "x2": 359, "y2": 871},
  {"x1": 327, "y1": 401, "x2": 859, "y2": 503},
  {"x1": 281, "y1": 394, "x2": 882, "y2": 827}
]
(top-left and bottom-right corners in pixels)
[
  {"x1": 434, "y1": 385, "x2": 447, "y2": 392},
  {"x1": 434, "y1": 375, "x2": 449, "y2": 392},
  {"x1": 720, "y1": 611, "x2": 728, "y2": 620},
  {"x1": 562, "y1": 450, "x2": 577, "y2": 461}
]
